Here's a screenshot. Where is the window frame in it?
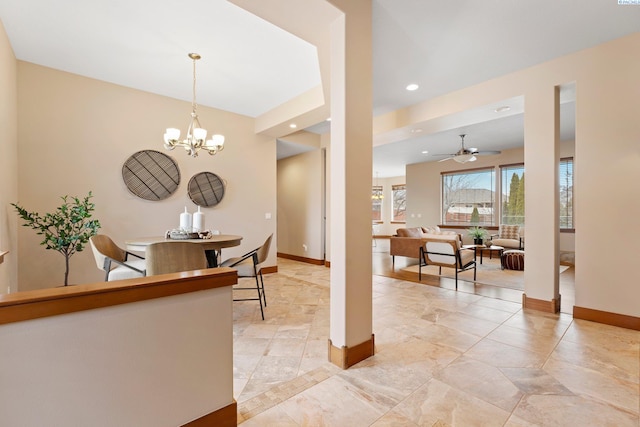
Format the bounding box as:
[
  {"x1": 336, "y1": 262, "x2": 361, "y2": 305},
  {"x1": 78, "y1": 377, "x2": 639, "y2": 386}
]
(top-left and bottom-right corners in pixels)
[
  {"x1": 559, "y1": 157, "x2": 574, "y2": 231},
  {"x1": 440, "y1": 166, "x2": 496, "y2": 227},
  {"x1": 500, "y1": 162, "x2": 525, "y2": 226},
  {"x1": 391, "y1": 184, "x2": 406, "y2": 223}
]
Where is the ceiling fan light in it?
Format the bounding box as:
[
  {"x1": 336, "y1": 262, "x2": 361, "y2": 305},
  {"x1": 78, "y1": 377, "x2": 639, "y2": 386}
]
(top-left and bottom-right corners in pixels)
[{"x1": 454, "y1": 153, "x2": 475, "y2": 163}]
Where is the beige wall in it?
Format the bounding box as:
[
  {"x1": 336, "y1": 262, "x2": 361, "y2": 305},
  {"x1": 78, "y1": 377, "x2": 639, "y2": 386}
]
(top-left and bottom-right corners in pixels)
[
  {"x1": 0, "y1": 19, "x2": 18, "y2": 293},
  {"x1": 572, "y1": 34, "x2": 640, "y2": 316},
  {"x1": 277, "y1": 149, "x2": 325, "y2": 261},
  {"x1": 16, "y1": 62, "x2": 277, "y2": 290}
]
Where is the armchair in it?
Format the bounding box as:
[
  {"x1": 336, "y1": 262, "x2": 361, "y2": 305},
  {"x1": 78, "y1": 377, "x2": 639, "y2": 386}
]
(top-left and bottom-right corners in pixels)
[
  {"x1": 490, "y1": 224, "x2": 524, "y2": 250},
  {"x1": 419, "y1": 237, "x2": 476, "y2": 290}
]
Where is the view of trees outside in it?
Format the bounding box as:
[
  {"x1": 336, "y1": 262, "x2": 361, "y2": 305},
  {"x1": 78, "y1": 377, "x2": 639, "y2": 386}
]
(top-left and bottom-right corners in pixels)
[
  {"x1": 392, "y1": 184, "x2": 406, "y2": 221},
  {"x1": 440, "y1": 160, "x2": 572, "y2": 228},
  {"x1": 501, "y1": 165, "x2": 525, "y2": 225},
  {"x1": 441, "y1": 169, "x2": 495, "y2": 226},
  {"x1": 372, "y1": 186, "x2": 383, "y2": 220},
  {"x1": 560, "y1": 158, "x2": 573, "y2": 228}
]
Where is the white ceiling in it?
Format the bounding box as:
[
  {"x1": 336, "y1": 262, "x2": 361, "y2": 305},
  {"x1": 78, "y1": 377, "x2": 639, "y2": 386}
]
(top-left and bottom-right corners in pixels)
[
  {"x1": 1, "y1": 0, "x2": 639, "y2": 175},
  {"x1": 0, "y1": 0, "x2": 321, "y2": 118}
]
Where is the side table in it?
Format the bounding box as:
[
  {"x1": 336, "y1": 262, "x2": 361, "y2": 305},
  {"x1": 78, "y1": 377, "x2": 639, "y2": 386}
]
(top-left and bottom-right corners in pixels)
[{"x1": 481, "y1": 245, "x2": 505, "y2": 266}]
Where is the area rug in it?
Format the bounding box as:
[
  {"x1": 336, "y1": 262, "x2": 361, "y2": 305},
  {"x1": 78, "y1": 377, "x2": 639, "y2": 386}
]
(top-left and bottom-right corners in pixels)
[{"x1": 400, "y1": 260, "x2": 570, "y2": 290}]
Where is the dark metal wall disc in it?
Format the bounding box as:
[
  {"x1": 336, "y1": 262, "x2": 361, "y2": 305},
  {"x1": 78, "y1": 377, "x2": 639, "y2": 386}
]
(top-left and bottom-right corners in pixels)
[
  {"x1": 122, "y1": 150, "x2": 181, "y2": 201},
  {"x1": 188, "y1": 172, "x2": 225, "y2": 207}
]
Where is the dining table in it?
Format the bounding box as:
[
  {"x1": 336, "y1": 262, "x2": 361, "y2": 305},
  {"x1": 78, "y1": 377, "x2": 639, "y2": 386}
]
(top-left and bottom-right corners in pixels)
[{"x1": 125, "y1": 234, "x2": 243, "y2": 267}]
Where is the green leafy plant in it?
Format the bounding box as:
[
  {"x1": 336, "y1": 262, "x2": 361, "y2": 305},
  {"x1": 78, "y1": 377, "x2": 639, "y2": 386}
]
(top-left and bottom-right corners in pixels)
[
  {"x1": 467, "y1": 226, "x2": 488, "y2": 241},
  {"x1": 12, "y1": 192, "x2": 101, "y2": 286}
]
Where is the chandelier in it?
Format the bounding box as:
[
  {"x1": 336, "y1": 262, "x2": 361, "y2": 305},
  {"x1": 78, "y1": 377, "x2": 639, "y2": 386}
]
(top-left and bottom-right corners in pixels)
[
  {"x1": 372, "y1": 172, "x2": 384, "y2": 200},
  {"x1": 163, "y1": 53, "x2": 225, "y2": 157}
]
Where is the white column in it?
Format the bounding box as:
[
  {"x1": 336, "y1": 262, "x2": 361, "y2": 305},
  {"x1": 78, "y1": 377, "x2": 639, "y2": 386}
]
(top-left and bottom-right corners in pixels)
[
  {"x1": 327, "y1": 0, "x2": 374, "y2": 368},
  {"x1": 523, "y1": 85, "x2": 560, "y2": 311}
]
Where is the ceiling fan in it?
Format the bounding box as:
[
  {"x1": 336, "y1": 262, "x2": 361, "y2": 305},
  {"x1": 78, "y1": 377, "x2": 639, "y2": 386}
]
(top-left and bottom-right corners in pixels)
[{"x1": 432, "y1": 134, "x2": 501, "y2": 163}]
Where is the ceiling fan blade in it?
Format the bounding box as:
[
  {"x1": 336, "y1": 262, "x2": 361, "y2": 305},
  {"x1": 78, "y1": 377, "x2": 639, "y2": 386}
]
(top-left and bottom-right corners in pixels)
[
  {"x1": 437, "y1": 156, "x2": 453, "y2": 162},
  {"x1": 475, "y1": 150, "x2": 501, "y2": 155}
]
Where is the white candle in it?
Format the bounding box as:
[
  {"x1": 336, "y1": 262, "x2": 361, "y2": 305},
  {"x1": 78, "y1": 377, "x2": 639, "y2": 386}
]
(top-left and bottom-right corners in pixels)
[
  {"x1": 179, "y1": 207, "x2": 192, "y2": 232},
  {"x1": 193, "y1": 206, "x2": 205, "y2": 232}
]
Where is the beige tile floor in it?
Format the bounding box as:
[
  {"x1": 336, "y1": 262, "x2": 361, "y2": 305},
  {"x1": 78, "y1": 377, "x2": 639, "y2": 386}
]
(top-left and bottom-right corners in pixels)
[{"x1": 234, "y1": 258, "x2": 639, "y2": 426}]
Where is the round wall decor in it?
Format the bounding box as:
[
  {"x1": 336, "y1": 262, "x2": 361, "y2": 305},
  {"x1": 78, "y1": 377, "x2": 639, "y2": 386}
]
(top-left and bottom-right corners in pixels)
[
  {"x1": 188, "y1": 172, "x2": 225, "y2": 207},
  {"x1": 122, "y1": 150, "x2": 181, "y2": 201}
]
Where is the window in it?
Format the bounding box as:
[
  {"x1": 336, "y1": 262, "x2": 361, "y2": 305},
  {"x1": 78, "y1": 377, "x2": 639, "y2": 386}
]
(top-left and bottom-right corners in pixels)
[
  {"x1": 500, "y1": 164, "x2": 525, "y2": 225},
  {"x1": 392, "y1": 184, "x2": 406, "y2": 222},
  {"x1": 560, "y1": 157, "x2": 573, "y2": 229},
  {"x1": 372, "y1": 185, "x2": 383, "y2": 221},
  {"x1": 441, "y1": 168, "x2": 495, "y2": 226}
]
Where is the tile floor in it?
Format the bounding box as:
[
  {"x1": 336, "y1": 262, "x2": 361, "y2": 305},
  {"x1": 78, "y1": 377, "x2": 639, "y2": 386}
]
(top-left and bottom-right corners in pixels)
[{"x1": 233, "y1": 258, "x2": 639, "y2": 426}]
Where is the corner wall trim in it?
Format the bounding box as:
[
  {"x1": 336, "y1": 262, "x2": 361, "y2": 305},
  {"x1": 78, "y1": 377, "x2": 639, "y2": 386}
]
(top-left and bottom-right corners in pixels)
[
  {"x1": 262, "y1": 265, "x2": 278, "y2": 274},
  {"x1": 328, "y1": 334, "x2": 375, "y2": 369},
  {"x1": 182, "y1": 400, "x2": 237, "y2": 427},
  {"x1": 277, "y1": 252, "x2": 325, "y2": 265},
  {"x1": 573, "y1": 306, "x2": 640, "y2": 331},
  {"x1": 522, "y1": 294, "x2": 560, "y2": 313}
]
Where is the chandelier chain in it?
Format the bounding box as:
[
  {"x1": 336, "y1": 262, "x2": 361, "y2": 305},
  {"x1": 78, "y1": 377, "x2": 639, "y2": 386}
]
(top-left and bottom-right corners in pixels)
[{"x1": 191, "y1": 55, "x2": 198, "y2": 114}]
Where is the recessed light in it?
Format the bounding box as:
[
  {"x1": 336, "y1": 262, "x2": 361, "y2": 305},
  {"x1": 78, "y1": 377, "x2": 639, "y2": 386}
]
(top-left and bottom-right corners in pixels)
[
  {"x1": 406, "y1": 83, "x2": 419, "y2": 91},
  {"x1": 326, "y1": 117, "x2": 331, "y2": 122},
  {"x1": 289, "y1": 123, "x2": 297, "y2": 129},
  {"x1": 494, "y1": 106, "x2": 511, "y2": 113},
  {"x1": 411, "y1": 128, "x2": 423, "y2": 133},
  {"x1": 421, "y1": 150, "x2": 429, "y2": 154}
]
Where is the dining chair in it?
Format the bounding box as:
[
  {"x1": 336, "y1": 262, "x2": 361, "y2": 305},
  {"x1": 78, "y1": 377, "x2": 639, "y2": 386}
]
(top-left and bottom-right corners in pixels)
[
  {"x1": 89, "y1": 234, "x2": 146, "y2": 281},
  {"x1": 219, "y1": 234, "x2": 272, "y2": 320},
  {"x1": 145, "y1": 241, "x2": 208, "y2": 275}
]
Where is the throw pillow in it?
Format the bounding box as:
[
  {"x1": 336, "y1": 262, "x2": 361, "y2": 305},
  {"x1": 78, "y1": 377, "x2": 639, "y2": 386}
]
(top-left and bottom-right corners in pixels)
[
  {"x1": 398, "y1": 227, "x2": 423, "y2": 238},
  {"x1": 500, "y1": 225, "x2": 520, "y2": 240}
]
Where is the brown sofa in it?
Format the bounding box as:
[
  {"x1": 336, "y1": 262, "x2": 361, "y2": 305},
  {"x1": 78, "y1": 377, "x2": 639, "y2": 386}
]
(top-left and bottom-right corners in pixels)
[{"x1": 390, "y1": 226, "x2": 461, "y2": 264}]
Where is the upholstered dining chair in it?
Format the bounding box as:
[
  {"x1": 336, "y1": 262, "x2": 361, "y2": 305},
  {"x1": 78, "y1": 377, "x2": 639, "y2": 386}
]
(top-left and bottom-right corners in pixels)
[
  {"x1": 419, "y1": 237, "x2": 476, "y2": 290},
  {"x1": 145, "y1": 241, "x2": 208, "y2": 276},
  {"x1": 219, "y1": 234, "x2": 272, "y2": 320},
  {"x1": 89, "y1": 234, "x2": 146, "y2": 281}
]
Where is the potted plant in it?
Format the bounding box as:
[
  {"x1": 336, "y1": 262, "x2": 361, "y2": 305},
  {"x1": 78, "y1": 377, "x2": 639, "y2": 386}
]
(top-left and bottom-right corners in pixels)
[
  {"x1": 12, "y1": 192, "x2": 101, "y2": 286},
  {"x1": 467, "y1": 226, "x2": 488, "y2": 245}
]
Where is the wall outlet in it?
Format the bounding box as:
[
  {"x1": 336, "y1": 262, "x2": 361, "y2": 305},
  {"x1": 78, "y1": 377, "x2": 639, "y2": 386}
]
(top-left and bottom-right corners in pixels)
[{"x1": 265, "y1": 212, "x2": 272, "y2": 219}]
